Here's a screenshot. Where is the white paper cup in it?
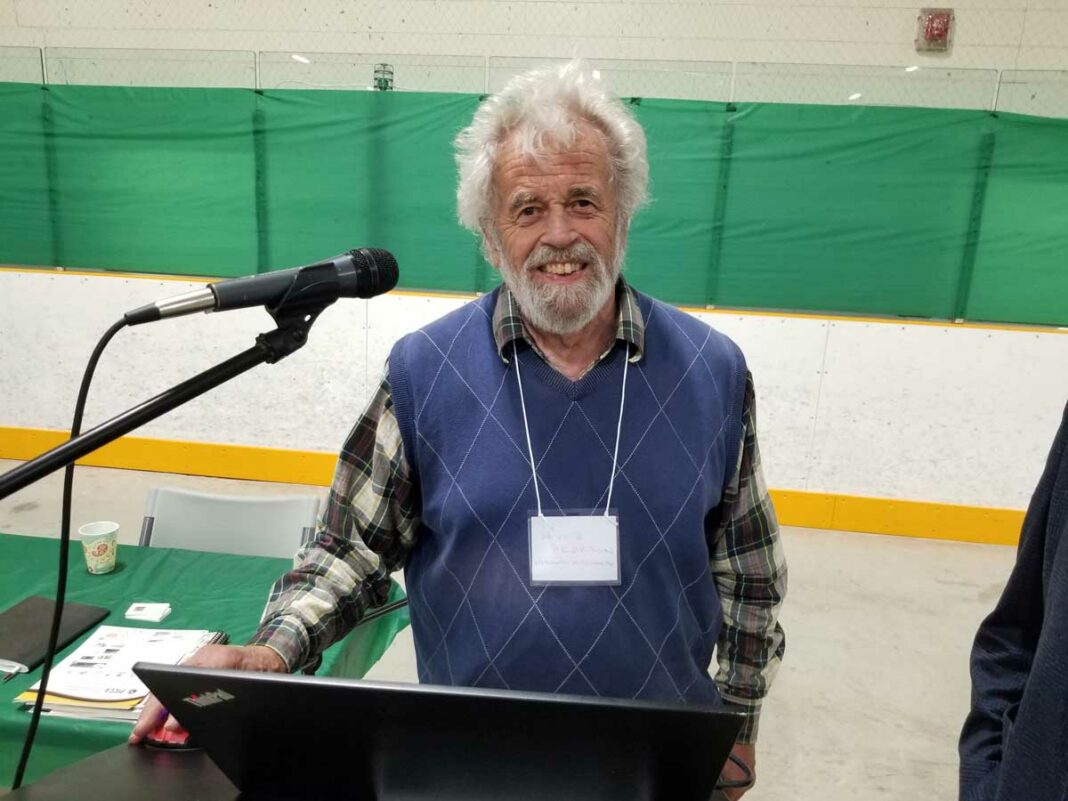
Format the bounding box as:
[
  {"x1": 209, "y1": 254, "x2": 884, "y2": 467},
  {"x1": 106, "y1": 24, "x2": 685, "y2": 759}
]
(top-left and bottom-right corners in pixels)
[{"x1": 79, "y1": 521, "x2": 119, "y2": 574}]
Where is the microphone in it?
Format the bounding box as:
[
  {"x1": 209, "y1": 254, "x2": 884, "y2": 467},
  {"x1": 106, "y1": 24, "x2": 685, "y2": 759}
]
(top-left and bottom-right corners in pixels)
[{"x1": 124, "y1": 248, "x2": 399, "y2": 326}]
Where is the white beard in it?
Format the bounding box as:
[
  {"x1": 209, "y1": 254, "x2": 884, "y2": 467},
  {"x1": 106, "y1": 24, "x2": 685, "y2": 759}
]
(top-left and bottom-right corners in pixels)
[{"x1": 499, "y1": 240, "x2": 623, "y2": 335}]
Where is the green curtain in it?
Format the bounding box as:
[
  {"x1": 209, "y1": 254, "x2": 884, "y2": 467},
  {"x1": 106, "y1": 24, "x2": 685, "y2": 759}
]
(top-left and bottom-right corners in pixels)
[
  {"x1": 0, "y1": 83, "x2": 52, "y2": 266},
  {"x1": 0, "y1": 81, "x2": 1065, "y2": 326},
  {"x1": 965, "y1": 112, "x2": 1068, "y2": 325}
]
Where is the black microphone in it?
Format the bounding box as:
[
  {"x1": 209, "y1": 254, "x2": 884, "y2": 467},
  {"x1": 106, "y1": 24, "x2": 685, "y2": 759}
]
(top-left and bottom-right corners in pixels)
[{"x1": 124, "y1": 248, "x2": 399, "y2": 326}]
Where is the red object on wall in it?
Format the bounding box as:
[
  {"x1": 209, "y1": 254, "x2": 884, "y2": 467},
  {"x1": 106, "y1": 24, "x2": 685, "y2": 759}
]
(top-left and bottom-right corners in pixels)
[{"x1": 916, "y1": 8, "x2": 954, "y2": 52}]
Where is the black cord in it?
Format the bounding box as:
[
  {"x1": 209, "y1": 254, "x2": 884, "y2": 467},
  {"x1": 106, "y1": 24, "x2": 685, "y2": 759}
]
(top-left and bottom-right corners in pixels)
[
  {"x1": 715, "y1": 752, "x2": 755, "y2": 791},
  {"x1": 11, "y1": 318, "x2": 127, "y2": 790},
  {"x1": 355, "y1": 597, "x2": 409, "y2": 626}
]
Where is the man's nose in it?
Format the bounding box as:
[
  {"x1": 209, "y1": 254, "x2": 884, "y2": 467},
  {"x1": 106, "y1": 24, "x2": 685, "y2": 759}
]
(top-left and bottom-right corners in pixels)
[{"x1": 541, "y1": 205, "x2": 579, "y2": 249}]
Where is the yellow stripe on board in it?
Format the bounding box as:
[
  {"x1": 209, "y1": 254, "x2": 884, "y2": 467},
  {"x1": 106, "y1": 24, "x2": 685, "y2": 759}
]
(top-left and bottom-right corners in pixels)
[
  {"x1": 0, "y1": 266, "x2": 477, "y2": 301},
  {"x1": 770, "y1": 489, "x2": 1023, "y2": 546},
  {"x1": 0, "y1": 265, "x2": 214, "y2": 284},
  {"x1": 1, "y1": 426, "x2": 1023, "y2": 546},
  {"x1": 0, "y1": 427, "x2": 336, "y2": 487}
]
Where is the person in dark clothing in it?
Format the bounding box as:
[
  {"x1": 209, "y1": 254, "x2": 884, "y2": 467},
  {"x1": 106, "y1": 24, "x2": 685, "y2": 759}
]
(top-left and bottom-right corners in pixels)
[{"x1": 959, "y1": 399, "x2": 1068, "y2": 801}]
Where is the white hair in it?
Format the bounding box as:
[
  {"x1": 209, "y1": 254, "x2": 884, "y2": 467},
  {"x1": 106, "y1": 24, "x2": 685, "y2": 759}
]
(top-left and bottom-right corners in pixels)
[{"x1": 454, "y1": 61, "x2": 650, "y2": 234}]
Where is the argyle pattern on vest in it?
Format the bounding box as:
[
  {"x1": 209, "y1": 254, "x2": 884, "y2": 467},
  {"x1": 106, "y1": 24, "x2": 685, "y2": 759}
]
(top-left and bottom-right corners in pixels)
[{"x1": 389, "y1": 287, "x2": 746, "y2": 703}]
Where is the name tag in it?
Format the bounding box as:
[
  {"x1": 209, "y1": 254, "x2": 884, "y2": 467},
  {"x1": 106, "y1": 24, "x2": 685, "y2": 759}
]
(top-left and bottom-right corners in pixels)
[{"x1": 529, "y1": 513, "x2": 621, "y2": 586}]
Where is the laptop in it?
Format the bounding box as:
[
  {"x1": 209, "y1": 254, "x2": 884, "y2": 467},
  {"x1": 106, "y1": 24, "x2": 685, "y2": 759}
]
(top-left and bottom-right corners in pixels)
[{"x1": 135, "y1": 662, "x2": 743, "y2": 801}]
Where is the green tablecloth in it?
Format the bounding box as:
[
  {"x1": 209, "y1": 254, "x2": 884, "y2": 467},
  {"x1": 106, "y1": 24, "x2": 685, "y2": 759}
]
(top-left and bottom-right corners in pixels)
[{"x1": 0, "y1": 533, "x2": 408, "y2": 788}]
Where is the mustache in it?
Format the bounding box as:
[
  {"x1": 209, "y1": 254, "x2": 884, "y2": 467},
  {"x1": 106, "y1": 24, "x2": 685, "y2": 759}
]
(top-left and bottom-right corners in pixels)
[{"x1": 523, "y1": 242, "x2": 601, "y2": 270}]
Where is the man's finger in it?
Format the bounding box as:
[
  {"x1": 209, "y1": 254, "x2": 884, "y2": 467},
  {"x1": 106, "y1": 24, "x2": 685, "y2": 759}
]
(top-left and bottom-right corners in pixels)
[
  {"x1": 161, "y1": 714, "x2": 183, "y2": 732},
  {"x1": 128, "y1": 697, "x2": 167, "y2": 743}
]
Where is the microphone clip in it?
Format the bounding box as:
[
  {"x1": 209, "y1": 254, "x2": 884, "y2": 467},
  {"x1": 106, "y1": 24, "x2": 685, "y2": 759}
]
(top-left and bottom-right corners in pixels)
[{"x1": 256, "y1": 263, "x2": 340, "y2": 364}]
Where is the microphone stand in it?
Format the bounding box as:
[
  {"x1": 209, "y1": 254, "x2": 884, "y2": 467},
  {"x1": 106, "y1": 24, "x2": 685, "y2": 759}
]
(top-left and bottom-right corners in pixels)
[
  {"x1": 0, "y1": 279, "x2": 331, "y2": 502},
  {"x1": 2, "y1": 276, "x2": 366, "y2": 788}
]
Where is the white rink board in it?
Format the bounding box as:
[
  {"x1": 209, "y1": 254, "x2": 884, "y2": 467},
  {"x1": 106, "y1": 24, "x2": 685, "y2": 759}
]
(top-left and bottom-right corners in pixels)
[
  {"x1": 2, "y1": 270, "x2": 1066, "y2": 510},
  {"x1": 807, "y1": 320, "x2": 1068, "y2": 509}
]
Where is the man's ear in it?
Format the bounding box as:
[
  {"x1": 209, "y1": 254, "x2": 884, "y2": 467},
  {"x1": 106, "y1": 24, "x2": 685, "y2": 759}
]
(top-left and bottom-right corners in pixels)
[{"x1": 480, "y1": 225, "x2": 502, "y2": 271}]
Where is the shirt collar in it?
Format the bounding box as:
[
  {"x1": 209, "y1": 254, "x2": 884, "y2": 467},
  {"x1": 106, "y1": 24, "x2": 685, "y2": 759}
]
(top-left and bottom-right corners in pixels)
[{"x1": 492, "y1": 278, "x2": 645, "y2": 365}]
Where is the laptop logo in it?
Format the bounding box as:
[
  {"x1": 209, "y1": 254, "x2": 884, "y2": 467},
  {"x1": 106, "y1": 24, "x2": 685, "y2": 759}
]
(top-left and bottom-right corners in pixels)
[{"x1": 183, "y1": 689, "x2": 235, "y2": 708}]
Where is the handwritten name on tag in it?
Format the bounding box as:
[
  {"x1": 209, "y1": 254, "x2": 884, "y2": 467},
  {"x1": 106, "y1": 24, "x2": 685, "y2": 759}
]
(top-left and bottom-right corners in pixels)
[{"x1": 529, "y1": 514, "x2": 620, "y2": 586}]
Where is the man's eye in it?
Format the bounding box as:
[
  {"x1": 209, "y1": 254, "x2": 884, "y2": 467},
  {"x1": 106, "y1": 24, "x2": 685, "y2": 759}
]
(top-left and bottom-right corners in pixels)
[
  {"x1": 573, "y1": 199, "x2": 594, "y2": 208},
  {"x1": 519, "y1": 206, "x2": 537, "y2": 216}
]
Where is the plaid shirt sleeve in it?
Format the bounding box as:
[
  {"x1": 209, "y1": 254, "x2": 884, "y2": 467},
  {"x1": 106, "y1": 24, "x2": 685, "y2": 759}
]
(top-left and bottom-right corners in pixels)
[
  {"x1": 248, "y1": 366, "x2": 420, "y2": 671},
  {"x1": 709, "y1": 371, "x2": 787, "y2": 743}
]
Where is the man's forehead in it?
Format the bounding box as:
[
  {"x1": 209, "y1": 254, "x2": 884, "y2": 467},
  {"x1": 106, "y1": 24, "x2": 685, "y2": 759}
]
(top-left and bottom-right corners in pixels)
[{"x1": 494, "y1": 126, "x2": 612, "y2": 195}]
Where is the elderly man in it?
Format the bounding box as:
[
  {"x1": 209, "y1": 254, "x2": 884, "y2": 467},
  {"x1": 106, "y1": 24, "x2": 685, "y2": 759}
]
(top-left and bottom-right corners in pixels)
[{"x1": 132, "y1": 62, "x2": 786, "y2": 798}]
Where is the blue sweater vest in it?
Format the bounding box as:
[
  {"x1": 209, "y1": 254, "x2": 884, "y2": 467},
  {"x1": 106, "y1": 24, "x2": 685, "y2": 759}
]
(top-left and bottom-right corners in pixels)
[{"x1": 389, "y1": 288, "x2": 746, "y2": 704}]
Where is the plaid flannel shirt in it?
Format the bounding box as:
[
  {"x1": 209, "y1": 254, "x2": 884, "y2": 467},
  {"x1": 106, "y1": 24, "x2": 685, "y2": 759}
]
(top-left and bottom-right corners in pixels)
[{"x1": 250, "y1": 281, "x2": 787, "y2": 742}]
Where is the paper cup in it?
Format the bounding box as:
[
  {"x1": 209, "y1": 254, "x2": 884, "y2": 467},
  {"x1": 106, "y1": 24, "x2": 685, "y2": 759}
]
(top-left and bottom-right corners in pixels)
[{"x1": 79, "y1": 521, "x2": 119, "y2": 574}]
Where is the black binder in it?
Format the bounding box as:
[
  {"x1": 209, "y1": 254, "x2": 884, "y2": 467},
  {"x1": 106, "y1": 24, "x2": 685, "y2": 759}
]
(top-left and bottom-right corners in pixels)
[{"x1": 0, "y1": 595, "x2": 109, "y2": 676}]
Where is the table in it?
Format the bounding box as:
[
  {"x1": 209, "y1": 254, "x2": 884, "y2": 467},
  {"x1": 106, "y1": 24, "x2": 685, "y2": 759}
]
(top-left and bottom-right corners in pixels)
[
  {"x1": 5, "y1": 743, "x2": 235, "y2": 801},
  {"x1": 0, "y1": 532, "x2": 407, "y2": 789}
]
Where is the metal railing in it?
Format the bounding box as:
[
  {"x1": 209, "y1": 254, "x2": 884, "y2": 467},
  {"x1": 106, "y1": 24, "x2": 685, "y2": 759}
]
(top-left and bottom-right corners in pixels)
[{"x1": 1, "y1": 46, "x2": 1066, "y2": 118}]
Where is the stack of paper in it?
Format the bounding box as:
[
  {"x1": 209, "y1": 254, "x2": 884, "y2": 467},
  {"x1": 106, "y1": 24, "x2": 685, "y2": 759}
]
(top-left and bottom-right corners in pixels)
[
  {"x1": 15, "y1": 625, "x2": 225, "y2": 722},
  {"x1": 124, "y1": 603, "x2": 172, "y2": 623}
]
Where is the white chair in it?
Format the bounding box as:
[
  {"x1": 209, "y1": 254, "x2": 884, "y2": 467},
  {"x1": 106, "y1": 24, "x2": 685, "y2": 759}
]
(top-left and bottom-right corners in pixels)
[{"x1": 138, "y1": 487, "x2": 320, "y2": 560}]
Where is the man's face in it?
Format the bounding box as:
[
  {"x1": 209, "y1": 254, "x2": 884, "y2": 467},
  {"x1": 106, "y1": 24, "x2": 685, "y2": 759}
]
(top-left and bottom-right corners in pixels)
[{"x1": 486, "y1": 123, "x2": 624, "y2": 335}]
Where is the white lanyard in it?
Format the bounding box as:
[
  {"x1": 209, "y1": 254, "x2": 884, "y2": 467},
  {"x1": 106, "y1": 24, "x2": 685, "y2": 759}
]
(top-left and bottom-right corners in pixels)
[{"x1": 513, "y1": 339, "x2": 629, "y2": 517}]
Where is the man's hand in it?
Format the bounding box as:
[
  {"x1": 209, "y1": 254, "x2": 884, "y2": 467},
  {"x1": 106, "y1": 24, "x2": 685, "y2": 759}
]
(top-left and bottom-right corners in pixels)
[
  {"x1": 128, "y1": 644, "x2": 287, "y2": 744},
  {"x1": 719, "y1": 742, "x2": 756, "y2": 800}
]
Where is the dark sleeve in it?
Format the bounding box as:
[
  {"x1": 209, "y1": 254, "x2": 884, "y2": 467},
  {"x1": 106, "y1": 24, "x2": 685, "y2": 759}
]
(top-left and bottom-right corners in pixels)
[{"x1": 959, "y1": 401, "x2": 1068, "y2": 801}]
